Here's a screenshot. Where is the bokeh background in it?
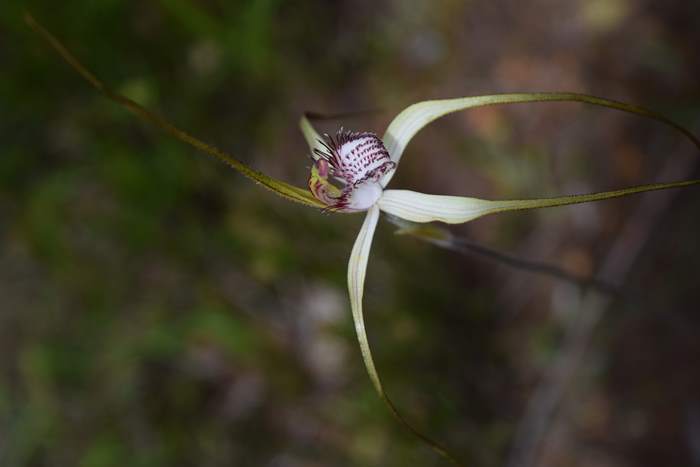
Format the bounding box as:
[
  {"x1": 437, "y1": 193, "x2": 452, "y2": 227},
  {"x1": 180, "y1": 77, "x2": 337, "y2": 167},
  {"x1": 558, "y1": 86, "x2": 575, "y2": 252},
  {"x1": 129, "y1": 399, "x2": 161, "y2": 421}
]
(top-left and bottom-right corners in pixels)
[{"x1": 2, "y1": 1, "x2": 700, "y2": 466}]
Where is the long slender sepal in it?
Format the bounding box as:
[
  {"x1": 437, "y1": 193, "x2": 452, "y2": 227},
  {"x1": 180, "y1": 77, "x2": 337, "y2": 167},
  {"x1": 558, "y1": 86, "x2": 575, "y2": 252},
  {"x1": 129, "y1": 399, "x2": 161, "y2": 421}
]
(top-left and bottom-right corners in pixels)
[
  {"x1": 347, "y1": 207, "x2": 382, "y2": 399},
  {"x1": 25, "y1": 13, "x2": 323, "y2": 209},
  {"x1": 381, "y1": 92, "x2": 700, "y2": 187},
  {"x1": 379, "y1": 180, "x2": 700, "y2": 224},
  {"x1": 347, "y1": 207, "x2": 463, "y2": 466}
]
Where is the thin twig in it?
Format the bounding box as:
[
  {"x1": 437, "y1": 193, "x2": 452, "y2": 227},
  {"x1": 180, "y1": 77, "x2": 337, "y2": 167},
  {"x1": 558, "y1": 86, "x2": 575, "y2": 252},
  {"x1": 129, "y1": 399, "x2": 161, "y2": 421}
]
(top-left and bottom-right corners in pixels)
[
  {"x1": 505, "y1": 147, "x2": 699, "y2": 467},
  {"x1": 387, "y1": 217, "x2": 621, "y2": 296}
]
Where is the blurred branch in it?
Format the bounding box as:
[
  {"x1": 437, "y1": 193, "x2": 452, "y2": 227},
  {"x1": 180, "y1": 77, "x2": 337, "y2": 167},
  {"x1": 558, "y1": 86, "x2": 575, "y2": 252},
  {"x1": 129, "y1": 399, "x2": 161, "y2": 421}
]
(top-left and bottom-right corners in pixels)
[
  {"x1": 505, "y1": 149, "x2": 699, "y2": 467},
  {"x1": 386, "y1": 216, "x2": 621, "y2": 296},
  {"x1": 386, "y1": 145, "x2": 698, "y2": 466}
]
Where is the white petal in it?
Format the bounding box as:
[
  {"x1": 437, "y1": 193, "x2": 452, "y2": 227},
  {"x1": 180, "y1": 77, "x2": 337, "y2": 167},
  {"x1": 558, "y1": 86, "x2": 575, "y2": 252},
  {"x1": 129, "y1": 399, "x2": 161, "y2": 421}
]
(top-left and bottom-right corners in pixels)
[
  {"x1": 380, "y1": 93, "x2": 700, "y2": 187},
  {"x1": 379, "y1": 180, "x2": 700, "y2": 224},
  {"x1": 378, "y1": 190, "x2": 497, "y2": 224},
  {"x1": 347, "y1": 205, "x2": 384, "y2": 394},
  {"x1": 382, "y1": 97, "x2": 495, "y2": 170}
]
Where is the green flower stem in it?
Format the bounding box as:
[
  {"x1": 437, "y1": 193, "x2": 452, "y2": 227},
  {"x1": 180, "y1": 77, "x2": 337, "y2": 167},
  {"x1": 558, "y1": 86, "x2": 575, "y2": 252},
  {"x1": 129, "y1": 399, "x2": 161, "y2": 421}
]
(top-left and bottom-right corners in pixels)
[{"x1": 25, "y1": 13, "x2": 323, "y2": 209}]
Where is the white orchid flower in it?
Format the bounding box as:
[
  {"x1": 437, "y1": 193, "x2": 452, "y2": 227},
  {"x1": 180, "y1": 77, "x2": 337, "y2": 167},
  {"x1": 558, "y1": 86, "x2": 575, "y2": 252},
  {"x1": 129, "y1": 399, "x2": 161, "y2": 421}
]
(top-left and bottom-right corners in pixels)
[
  {"x1": 28, "y1": 13, "x2": 700, "y2": 465},
  {"x1": 298, "y1": 96, "x2": 699, "y2": 463}
]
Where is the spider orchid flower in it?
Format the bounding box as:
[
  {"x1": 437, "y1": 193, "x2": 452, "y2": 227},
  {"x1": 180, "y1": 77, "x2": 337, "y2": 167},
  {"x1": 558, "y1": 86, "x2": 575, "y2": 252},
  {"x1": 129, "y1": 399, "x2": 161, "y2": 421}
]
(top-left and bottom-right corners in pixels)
[
  {"x1": 307, "y1": 129, "x2": 396, "y2": 212},
  {"x1": 27, "y1": 13, "x2": 700, "y2": 465},
  {"x1": 298, "y1": 96, "x2": 700, "y2": 453}
]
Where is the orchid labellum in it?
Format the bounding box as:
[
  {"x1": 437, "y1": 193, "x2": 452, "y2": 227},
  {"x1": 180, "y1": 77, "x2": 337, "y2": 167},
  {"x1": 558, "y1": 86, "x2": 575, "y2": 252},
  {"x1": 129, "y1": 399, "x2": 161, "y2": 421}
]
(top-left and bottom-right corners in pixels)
[{"x1": 27, "y1": 13, "x2": 700, "y2": 466}]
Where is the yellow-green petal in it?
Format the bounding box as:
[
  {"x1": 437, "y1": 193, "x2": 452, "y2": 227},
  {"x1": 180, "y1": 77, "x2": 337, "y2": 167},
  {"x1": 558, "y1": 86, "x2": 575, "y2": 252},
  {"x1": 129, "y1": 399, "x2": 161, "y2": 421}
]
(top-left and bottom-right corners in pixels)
[
  {"x1": 25, "y1": 13, "x2": 323, "y2": 209},
  {"x1": 299, "y1": 113, "x2": 325, "y2": 155},
  {"x1": 379, "y1": 180, "x2": 700, "y2": 224},
  {"x1": 381, "y1": 92, "x2": 700, "y2": 187}
]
